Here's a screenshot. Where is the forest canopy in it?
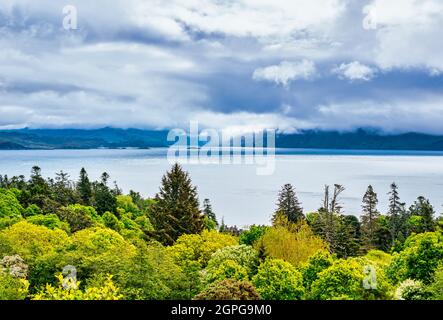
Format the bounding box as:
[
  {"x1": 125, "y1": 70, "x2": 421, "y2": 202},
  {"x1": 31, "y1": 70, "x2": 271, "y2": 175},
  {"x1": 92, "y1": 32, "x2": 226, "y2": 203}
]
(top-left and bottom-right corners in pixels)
[{"x1": 0, "y1": 164, "x2": 442, "y2": 300}]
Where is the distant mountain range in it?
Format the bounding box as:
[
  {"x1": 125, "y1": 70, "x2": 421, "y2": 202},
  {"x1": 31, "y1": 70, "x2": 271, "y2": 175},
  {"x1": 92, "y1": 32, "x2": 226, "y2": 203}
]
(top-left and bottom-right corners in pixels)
[{"x1": 1, "y1": 127, "x2": 443, "y2": 151}]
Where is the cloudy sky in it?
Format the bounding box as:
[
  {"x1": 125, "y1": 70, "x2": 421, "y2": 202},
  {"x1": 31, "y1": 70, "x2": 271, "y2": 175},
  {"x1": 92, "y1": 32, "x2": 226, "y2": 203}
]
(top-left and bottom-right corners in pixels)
[{"x1": 1, "y1": 0, "x2": 443, "y2": 133}]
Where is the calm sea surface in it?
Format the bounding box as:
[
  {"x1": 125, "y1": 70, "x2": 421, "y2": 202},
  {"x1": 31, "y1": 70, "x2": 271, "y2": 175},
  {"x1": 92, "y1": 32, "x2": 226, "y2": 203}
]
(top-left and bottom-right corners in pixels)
[{"x1": 1, "y1": 148, "x2": 443, "y2": 226}]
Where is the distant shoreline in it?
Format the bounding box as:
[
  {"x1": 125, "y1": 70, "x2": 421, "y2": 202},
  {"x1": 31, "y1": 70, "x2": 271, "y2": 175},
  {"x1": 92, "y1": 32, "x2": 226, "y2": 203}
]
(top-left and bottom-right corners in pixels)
[{"x1": 2, "y1": 147, "x2": 443, "y2": 157}]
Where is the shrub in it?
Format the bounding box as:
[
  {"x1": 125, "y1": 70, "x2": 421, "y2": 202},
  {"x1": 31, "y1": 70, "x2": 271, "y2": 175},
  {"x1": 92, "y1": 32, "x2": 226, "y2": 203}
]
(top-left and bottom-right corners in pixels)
[
  {"x1": 204, "y1": 259, "x2": 249, "y2": 284},
  {"x1": 428, "y1": 265, "x2": 443, "y2": 300},
  {"x1": 0, "y1": 188, "x2": 23, "y2": 219},
  {"x1": 194, "y1": 279, "x2": 260, "y2": 300},
  {"x1": 252, "y1": 258, "x2": 304, "y2": 300},
  {"x1": 206, "y1": 245, "x2": 259, "y2": 278},
  {"x1": 257, "y1": 221, "x2": 328, "y2": 267},
  {"x1": 27, "y1": 214, "x2": 70, "y2": 232},
  {"x1": 240, "y1": 225, "x2": 269, "y2": 246},
  {"x1": 168, "y1": 230, "x2": 238, "y2": 269},
  {"x1": 33, "y1": 274, "x2": 122, "y2": 300},
  {"x1": 61, "y1": 227, "x2": 136, "y2": 280},
  {"x1": 0, "y1": 273, "x2": 29, "y2": 300},
  {"x1": 56, "y1": 204, "x2": 101, "y2": 233},
  {"x1": 0, "y1": 221, "x2": 69, "y2": 264},
  {"x1": 310, "y1": 258, "x2": 392, "y2": 300},
  {"x1": 386, "y1": 232, "x2": 443, "y2": 284},
  {"x1": 301, "y1": 250, "x2": 334, "y2": 291},
  {"x1": 394, "y1": 279, "x2": 432, "y2": 300}
]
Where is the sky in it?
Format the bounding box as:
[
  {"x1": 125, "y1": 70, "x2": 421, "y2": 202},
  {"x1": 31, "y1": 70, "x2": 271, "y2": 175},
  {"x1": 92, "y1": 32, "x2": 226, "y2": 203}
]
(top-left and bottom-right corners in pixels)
[{"x1": 0, "y1": 0, "x2": 443, "y2": 134}]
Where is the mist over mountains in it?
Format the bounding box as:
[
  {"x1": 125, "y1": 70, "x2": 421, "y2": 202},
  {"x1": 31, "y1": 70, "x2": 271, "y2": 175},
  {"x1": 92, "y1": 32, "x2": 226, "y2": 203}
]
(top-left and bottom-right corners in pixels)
[{"x1": 2, "y1": 128, "x2": 443, "y2": 151}]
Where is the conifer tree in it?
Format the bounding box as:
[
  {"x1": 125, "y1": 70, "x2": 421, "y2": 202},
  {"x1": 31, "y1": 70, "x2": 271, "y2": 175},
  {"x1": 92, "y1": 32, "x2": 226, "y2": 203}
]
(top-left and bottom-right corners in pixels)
[
  {"x1": 150, "y1": 164, "x2": 204, "y2": 245},
  {"x1": 387, "y1": 182, "x2": 407, "y2": 246},
  {"x1": 203, "y1": 198, "x2": 218, "y2": 227},
  {"x1": 77, "y1": 168, "x2": 92, "y2": 206},
  {"x1": 273, "y1": 184, "x2": 304, "y2": 223},
  {"x1": 409, "y1": 196, "x2": 435, "y2": 232},
  {"x1": 361, "y1": 185, "x2": 380, "y2": 249}
]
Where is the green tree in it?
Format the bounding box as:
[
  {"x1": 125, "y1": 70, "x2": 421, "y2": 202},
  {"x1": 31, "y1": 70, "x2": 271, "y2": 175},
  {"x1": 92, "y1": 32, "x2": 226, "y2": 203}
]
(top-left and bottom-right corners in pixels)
[
  {"x1": 0, "y1": 188, "x2": 24, "y2": 219},
  {"x1": 310, "y1": 259, "x2": 391, "y2": 300},
  {"x1": 387, "y1": 182, "x2": 408, "y2": 247},
  {"x1": 56, "y1": 204, "x2": 100, "y2": 233},
  {"x1": 77, "y1": 168, "x2": 92, "y2": 206},
  {"x1": 194, "y1": 279, "x2": 260, "y2": 300},
  {"x1": 205, "y1": 245, "x2": 259, "y2": 280},
  {"x1": 252, "y1": 258, "x2": 304, "y2": 300},
  {"x1": 150, "y1": 164, "x2": 204, "y2": 245},
  {"x1": 239, "y1": 225, "x2": 269, "y2": 246},
  {"x1": 52, "y1": 171, "x2": 78, "y2": 206},
  {"x1": 408, "y1": 196, "x2": 435, "y2": 232},
  {"x1": 429, "y1": 265, "x2": 443, "y2": 300},
  {"x1": 361, "y1": 185, "x2": 380, "y2": 250},
  {"x1": 300, "y1": 250, "x2": 334, "y2": 292},
  {"x1": 203, "y1": 199, "x2": 218, "y2": 230},
  {"x1": 386, "y1": 231, "x2": 443, "y2": 284},
  {"x1": 273, "y1": 184, "x2": 304, "y2": 223},
  {"x1": 258, "y1": 218, "x2": 328, "y2": 267},
  {"x1": 92, "y1": 173, "x2": 117, "y2": 215}
]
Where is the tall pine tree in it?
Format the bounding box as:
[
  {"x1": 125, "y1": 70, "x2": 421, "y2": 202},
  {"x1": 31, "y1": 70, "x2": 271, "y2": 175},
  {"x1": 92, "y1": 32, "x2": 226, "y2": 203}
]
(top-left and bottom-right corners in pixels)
[
  {"x1": 361, "y1": 185, "x2": 380, "y2": 250},
  {"x1": 77, "y1": 168, "x2": 92, "y2": 206},
  {"x1": 387, "y1": 182, "x2": 407, "y2": 247},
  {"x1": 273, "y1": 183, "x2": 304, "y2": 223},
  {"x1": 150, "y1": 164, "x2": 204, "y2": 245},
  {"x1": 203, "y1": 198, "x2": 218, "y2": 228}
]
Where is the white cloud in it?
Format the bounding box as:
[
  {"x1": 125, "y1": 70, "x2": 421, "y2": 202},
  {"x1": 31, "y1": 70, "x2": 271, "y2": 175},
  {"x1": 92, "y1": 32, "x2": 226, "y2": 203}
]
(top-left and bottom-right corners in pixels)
[
  {"x1": 252, "y1": 60, "x2": 316, "y2": 86},
  {"x1": 367, "y1": 0, "x2": 443, "y2": 72},
  {"x1": 333, "y1": 61, "x2": 376, "y2": 81}
]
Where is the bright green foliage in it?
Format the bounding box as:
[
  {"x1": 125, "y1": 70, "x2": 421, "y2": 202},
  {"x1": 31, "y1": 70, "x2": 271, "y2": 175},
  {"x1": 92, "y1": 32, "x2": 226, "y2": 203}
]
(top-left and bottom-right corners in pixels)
[
  {"x1": 61, "y1": 227, "x2": 136, "y2": 279},
  {"x1": 194, "y1": 279, "x2": 260, "y2": 300},
  {"x1": 363, "y1": 250, "x2": 392, "y2": 268},
  {"x1": 33, "y1": 274, "x2": 122, "y2": 300},
  {"x1": 0, "y1": 188, "x2": 23, "y2": 219},
  {"x1": 23, "y1": 204, "x2": 42, "y2": 218},
  {"x1": 206, "y1": 245, "x2": 259, "y2": 279},
  {"x1": 117, "y1": 241, "x2": 187, "y2": 300},
  {"x1": 27, "y1": 214, "x2": 70, "y2": 232},
  {"x1": 394, "y1": 279, "x2": 432, "y2": 300},
  {"x1": 168, "y1": 230, "x2": 238, "y2": 269},
  {"x1": 301, "y1": 250, "x2": 334, "y2": 291},
  {"x1": 0, "y1": 273, "x2": 29, "y2": 300},
  {"x1": 252, "y1": 258, "x2": 304, "y2": 300},
  {"x1": 258, "y1": 219, "x2": 328, "y2": 267},
  {"x1": 0, "y1": 217, "x2": 22, "y2": 230},
  {"x1": 102, "y1": 211, "x2": 122, "y2": 232},
  {"x1": 167, "y1": 231, "x2": 237, "y2": 297},
  {"x1": 429, "y1": 265, "x2": 443, "y2": 300},
  {"x1": 0, "y1": 221, "x2": 69, "y2": 264},
  {"x1": 239, "y1": 225, "x2": 269, "y2": 246},
  {"x1": 204, "y1": 259, "x2": 249, "y2": 284},
  {"x1": 386, "y1": 231, "x2": 443, "y2": 284},
  {"x1": 116, "y1": 195, "x2": 141, "y2": 217},
  {"x1": 310, "y1": 259, "x2": 392, "y2": 300}
]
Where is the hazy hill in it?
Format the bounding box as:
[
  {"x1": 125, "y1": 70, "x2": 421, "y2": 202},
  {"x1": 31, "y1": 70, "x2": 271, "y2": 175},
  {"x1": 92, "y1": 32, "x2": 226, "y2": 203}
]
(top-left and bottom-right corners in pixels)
[{"x1": 1, "y1": 127, "x2": 443, "y2": 151}]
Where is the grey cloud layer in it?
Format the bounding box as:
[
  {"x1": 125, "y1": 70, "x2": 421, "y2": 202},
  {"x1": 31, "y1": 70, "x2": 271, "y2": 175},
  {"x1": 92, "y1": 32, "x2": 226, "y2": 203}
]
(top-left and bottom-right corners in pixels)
[{"x1": 0, "y1": 0, "x2": 442, "y2": 133}]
